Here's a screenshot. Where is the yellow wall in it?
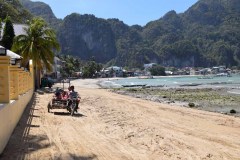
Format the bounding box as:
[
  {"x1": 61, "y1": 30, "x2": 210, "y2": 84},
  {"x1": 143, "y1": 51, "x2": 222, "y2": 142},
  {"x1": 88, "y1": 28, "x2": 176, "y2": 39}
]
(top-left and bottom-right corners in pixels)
[
  {"x1": 0, "y1": 56, "x2": 34, "y2": 154},
  {"x1": 0, "y1": 89, "x2": 33, "y2": 154}
]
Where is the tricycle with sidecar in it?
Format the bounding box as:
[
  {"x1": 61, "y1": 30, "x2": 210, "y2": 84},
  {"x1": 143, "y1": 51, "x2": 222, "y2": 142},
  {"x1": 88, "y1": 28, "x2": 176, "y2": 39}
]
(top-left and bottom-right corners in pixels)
[{"x1": 47, "y1": 88, "x2": 80, "y2": 116}]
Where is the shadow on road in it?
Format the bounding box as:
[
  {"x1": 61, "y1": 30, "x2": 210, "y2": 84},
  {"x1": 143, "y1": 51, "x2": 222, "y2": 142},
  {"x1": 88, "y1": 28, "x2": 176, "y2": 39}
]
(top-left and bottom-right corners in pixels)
[
  {"x1": 53, "y1": 112, "x2": 86, "y2": 117},
  {"x1": 70, "y1": 153, "x2": 97, "y2": 160},
  {"x1": 0, "y1": 93, "x2": 48, "y2": 160}
]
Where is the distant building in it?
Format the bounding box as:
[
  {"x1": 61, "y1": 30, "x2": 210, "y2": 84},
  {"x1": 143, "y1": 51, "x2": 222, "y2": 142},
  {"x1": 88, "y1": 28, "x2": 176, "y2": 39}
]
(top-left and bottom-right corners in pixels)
[
  {"x1": 144, "y1": 63, "x2": 156, "y2": 70},
  {"x1": 101, "y1": 66, "x2": 124, "y2": 77},
  {"x1": 43, "y1": 56, "x2": 64, "y2": 79},
  {"x1": 165, "y1": 71, "x2": 173, "y2": 75},
  {"x1": 176, "y1": 70, "x2": 188, "y2": 75},
  {"x1": 212, "y1": 66, "x2": 226, "y2": 74},
  {"x1": 52, "y1": 57, "x2": 63, "y2": 79},
  {"x1": 199, "y1": 68, "x2": 211, "y2": 75},
  {"x1": 107, "y1": 66, "x2": 123, "y2": 77}
]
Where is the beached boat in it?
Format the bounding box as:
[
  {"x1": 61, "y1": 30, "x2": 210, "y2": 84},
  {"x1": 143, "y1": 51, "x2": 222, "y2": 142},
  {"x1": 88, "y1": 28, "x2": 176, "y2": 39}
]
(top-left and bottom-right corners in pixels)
[
  {"x1": 215, "y1": 73, "x2": 231, "y2": 77},
  {"x1": 122, "y1": 84, "x2": 147, "y2": 87},
  {"x1": 138, "y1": 76, "x2": 153, "y2": 79},
  {"x1": 197, "y1": 76, "x2": 213, "y2": 79},
  {"x1": 179, "y1": 83, "x2": 202, "y2": 87}
]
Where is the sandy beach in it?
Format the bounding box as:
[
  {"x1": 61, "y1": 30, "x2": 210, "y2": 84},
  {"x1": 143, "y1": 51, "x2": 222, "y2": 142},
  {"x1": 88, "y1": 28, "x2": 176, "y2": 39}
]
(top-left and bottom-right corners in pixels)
[{"x1": 1, "y1": 78, "x2": 240, "y2": 160}]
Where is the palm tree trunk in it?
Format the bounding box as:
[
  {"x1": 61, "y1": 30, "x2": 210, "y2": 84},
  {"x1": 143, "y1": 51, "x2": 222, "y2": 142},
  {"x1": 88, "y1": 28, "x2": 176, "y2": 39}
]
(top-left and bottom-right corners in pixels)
[
  {"x1": 37, "y1": 67, "x2": 41, "y2": 89},
  {"x1": 34, "y1": 64, "x2": 41, "y2": 89}
]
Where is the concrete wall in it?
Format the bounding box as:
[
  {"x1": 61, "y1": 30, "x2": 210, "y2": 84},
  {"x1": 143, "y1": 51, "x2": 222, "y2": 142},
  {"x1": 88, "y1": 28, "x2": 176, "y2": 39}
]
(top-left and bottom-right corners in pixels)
[{"x1": 0, "y1": 90, "x2": 33, "y2": 154}]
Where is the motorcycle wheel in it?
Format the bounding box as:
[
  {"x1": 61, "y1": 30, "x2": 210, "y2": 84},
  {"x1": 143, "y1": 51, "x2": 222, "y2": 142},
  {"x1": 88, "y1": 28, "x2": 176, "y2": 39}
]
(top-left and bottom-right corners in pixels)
[{"x1": 70, "y1": 103, "x2": 76, "y2": 116}]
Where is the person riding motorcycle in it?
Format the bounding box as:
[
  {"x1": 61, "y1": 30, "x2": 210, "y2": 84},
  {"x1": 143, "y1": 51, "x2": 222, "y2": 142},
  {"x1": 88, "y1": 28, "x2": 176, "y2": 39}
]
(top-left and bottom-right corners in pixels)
[{"x1": 68, "y1": 86, "x2": 81, "y2": 110}]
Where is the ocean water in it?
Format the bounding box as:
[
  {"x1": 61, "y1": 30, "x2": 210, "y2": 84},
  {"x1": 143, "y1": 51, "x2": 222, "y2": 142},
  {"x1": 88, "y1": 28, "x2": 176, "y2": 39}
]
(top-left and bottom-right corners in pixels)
[{"x1": 100, "y1": 75, "x2": 240, "y2": 89}]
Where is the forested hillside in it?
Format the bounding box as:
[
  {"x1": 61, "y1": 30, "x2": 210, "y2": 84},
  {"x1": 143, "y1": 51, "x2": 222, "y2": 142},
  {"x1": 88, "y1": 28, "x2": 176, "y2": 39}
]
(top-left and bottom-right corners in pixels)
[
  {"x1": 0, "y1": 0, "x2": 31, "y2": 23},
  {"x1": 20, "y1": 0, "x2": 240, "y2": 68},
  {"x1": 19, "y1": 0, "x2": 61, "y2": 29},
  {"x1": 58, "y1": 14, "x2": 117, "y2": 63}
]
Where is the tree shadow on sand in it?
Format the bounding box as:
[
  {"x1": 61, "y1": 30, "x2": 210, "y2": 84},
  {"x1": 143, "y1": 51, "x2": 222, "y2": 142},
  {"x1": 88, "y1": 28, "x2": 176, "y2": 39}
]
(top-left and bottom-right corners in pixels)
[
  {"x1": 53, "y1": 112, "x2": 86, "y2": 117},
  {"x1": 70, "y1": 154, "x2": 97, "y2": 160},
  {"x1": 0, "y1": 93, "x2": 93, "y2": 160}
]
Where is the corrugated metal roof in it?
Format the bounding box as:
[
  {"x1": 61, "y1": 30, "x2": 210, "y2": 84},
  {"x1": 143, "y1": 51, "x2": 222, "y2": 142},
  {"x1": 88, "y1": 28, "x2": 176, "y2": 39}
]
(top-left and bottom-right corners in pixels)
[
  {"x1": 0, "y1": 45, "x2": 22, "y2": 59},
  {"x1": 7, "y1": 49, "x2": 22, "y2": 59}
]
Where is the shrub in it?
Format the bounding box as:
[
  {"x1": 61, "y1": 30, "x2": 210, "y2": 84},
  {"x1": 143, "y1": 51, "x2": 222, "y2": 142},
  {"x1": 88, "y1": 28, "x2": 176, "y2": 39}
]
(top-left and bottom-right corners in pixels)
[
  {"x1": 230, "y1": 109, "x2": 236, "y2": 114},
  {"x1": 188, "y1": 102, "x2": 195, "y2": 108}
]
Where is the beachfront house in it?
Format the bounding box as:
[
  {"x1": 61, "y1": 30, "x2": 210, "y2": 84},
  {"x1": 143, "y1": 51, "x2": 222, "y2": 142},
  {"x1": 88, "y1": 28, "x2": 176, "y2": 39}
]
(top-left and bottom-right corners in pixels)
[
  {"x1": 101, "y1": 66, "x2": 124, "y2": 77},
  {"x1": 108, "y1": 66, "x2": 123, "y2": 77},
  {"x1": 42, "y1": 56, "x2": 65, "y2": 80},
  {"x1": 212, "y1": 66, "x2": 226, "y2": 74},
  {"x1": 144, "y1": 63, "x2": 156, "y2": 70},
  {"x1": 165, "y1": 70, "x2": 173, "y2": 75},
  {"x1": 199, "y1": 68, "x2": 211, "y2": 75},
  {"x1": 100, "y1": 68, "x2": 110, "y2": 78},
  {"x1": 143, "y1": 63, "x2": 157, "y2": 76}
]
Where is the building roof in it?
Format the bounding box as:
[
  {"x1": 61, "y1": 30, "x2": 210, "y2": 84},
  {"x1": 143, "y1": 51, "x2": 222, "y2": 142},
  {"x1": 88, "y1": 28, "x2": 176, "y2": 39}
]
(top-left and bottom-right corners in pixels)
[
  {"x1": 0, "y1": 23, "x2": 27, "y2": 40},
  {"x1": 144, "y1": 63, "x2": 156, "y2": 68},
  {"x1": 0, "y1": 45, "x2": 22, "y2": 59},
  {"x1": 7, "y1": 49, "x2": 22, "y2": 59}
]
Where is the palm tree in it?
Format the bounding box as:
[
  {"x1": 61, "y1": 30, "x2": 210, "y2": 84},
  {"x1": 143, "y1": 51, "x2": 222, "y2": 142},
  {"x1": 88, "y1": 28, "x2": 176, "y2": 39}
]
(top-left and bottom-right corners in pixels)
[{"x1": 12, "y1": 17, "x2": 60, "y2": 88}]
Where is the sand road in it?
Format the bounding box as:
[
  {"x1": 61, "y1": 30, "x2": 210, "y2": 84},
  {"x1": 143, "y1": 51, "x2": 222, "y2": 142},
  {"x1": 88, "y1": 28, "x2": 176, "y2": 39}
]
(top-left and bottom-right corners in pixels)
[{"x1": 1, "y1": 79, "x2": 240, "y2": 160}]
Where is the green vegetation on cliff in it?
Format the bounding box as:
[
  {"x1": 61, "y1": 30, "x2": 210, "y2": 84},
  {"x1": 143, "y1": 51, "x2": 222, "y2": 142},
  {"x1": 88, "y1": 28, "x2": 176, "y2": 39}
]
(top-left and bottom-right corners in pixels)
[
  {"x1": 19, "y1": 0, "x2": 240, "y2": 68},
  {"x1": 19, "y1": 0, "x2": 62, "y2": 29},
  {"x1": 58, "y1": 13, "x2": 117, "y2": 63},
  {"x1": 0, "y1": 0, "x2": 31, "y2": 23}
]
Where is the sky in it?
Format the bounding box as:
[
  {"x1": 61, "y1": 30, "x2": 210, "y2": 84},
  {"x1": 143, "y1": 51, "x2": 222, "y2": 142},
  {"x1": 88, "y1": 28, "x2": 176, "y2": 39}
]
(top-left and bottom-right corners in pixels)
[{"x1": 32, "y1": 0, "x2": 198, "y2": 26}]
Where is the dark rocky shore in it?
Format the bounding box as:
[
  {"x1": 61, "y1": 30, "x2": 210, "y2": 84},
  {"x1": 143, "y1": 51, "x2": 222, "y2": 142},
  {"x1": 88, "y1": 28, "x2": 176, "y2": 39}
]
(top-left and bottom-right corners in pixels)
[{"x1": 111, "y1": 87, "x2": 240, "y2": 117}]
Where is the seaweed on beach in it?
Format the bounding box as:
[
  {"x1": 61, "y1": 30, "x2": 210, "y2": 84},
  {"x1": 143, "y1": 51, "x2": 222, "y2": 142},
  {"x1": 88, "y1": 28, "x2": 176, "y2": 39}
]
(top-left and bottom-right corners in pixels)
[{"x1": 112, "y1": 87, "x2": 240, "y2": 116}]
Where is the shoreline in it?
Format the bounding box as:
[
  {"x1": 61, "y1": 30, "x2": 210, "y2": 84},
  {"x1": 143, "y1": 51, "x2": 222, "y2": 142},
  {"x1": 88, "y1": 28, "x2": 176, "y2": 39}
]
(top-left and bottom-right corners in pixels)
[
  {"x1": 58, "y1": 78, "x2": 240, "y2": 117},
  {"x1": 98, "y1": 74, "x2": 240, "y2": 90},
  {"x1": 79, "y1": 76, "x2": 240, "y2": 117}
]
